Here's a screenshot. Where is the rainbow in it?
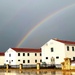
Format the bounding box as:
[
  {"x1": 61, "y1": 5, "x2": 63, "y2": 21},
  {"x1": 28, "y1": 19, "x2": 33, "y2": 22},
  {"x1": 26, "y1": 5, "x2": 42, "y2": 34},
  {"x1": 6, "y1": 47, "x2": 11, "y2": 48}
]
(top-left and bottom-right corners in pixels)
[{"x1": 16, "y1": 3, "x2": 75, "y2": 47}]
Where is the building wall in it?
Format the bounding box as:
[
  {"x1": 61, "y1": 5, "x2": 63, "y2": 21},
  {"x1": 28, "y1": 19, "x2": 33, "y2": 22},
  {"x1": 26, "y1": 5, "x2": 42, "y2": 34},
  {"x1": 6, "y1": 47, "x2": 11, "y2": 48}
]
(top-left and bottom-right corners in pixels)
[
  {"x1": 65, "y1": 45, "x2": 75, "y2": 60},
  {"x1": 5, "y1": 48, "x2": 17, "y2": 65},
  {"x1": 41, "y1": 39, "x2": 65, "y2": 64},
  {"x1": 0, "y1": 56, "x2": 4, "y2": 65},
  {"x1": 16, "y1": 52, "x2": 42, "y2": 65},
  {"x1": 5, "y1": 48, "x2": 42, "y2": 65}
]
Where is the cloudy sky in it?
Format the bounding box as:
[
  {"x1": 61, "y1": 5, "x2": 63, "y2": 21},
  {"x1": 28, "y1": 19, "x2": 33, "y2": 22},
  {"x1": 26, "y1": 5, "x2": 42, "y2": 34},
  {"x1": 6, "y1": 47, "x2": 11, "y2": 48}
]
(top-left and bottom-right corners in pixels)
[{"x1": 0, "y1": 0, "x2": 75, "y2": 52}]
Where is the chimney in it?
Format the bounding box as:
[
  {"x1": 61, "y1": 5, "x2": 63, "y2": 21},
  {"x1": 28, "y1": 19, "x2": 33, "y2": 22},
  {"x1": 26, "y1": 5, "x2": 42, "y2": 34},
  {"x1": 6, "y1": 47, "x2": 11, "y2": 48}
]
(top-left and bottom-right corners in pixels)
[{"x1": 53, "y1": 38, "x2": 58, "y2": 40}]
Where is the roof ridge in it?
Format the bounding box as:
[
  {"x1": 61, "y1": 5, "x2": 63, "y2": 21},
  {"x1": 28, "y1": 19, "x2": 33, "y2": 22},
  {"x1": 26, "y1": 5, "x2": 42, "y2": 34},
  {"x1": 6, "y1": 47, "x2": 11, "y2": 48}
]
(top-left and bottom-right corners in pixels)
[
  {"x1": 53, "y1": 38, "x2": 75, "y2": 45},
  {"x1": 12, "y1": 48, "x2": 40, "y2": 49},
  {"x1": 11, "y1": 48, "x2": 41, "y2": 52}
]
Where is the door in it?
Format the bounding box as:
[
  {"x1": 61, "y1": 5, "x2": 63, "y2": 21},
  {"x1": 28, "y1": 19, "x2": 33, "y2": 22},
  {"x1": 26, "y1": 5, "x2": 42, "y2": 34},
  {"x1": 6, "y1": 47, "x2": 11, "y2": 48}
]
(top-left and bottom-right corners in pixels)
[{"x1": 51, "y1": 57, "x2": 55, "y2": 65}]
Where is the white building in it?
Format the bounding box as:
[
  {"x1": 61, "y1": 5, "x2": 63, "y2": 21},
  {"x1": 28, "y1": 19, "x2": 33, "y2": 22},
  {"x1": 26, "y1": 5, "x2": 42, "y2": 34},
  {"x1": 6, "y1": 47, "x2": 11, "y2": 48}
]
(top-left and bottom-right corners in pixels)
[
  {"x1": 5, "y1": 48, "x2": 42, "y2": 65},
  {"x1": 41, "y1": 38, "x2": 75, "y2": 66},
  {"x1": 0, "y1": 52, "x2": 4, "y2": 65}
]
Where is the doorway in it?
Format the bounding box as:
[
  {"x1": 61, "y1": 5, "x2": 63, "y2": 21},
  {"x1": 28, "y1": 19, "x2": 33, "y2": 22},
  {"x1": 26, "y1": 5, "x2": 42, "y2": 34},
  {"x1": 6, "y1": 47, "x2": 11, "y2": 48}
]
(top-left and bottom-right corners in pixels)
[{"x1": 51, "y1": 57, "x2": 55, "y2": 65}]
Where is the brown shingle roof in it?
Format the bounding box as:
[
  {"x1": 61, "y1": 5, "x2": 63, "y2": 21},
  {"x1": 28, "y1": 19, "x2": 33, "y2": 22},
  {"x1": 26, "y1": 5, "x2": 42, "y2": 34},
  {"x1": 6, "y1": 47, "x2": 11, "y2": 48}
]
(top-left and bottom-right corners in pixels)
[
  {"x1": 0, "y1": 52, "x2": 4, "y2": 56},
  {"x1": 53, "y1": 39, "x2": 75, "y2": 45},
  {"x1": 12, "y1": 48, "x2": 41, "y2": 52}
]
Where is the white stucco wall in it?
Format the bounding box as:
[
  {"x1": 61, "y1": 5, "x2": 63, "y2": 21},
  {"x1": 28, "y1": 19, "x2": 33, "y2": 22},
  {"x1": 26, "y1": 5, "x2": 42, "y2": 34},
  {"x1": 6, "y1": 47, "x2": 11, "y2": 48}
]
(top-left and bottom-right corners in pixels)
[
  {"x1": 65, "y1": 45, "x2": 75, "y2": 60},
  {"x1": 5, "y1": 48, "x2": 42, "y2": 65},
  {"x1": 5, "y1": 48, "x2": 17, "y2": 65},
  {"x1": 16, "y1": 52, "x2": 42, "y2": 65},
  {"x1": 41, "y1": 39, "x2": 65, "y2": 64},
  {"x1": 0, "y1": 56, "x2": 4, "y2": 65}
]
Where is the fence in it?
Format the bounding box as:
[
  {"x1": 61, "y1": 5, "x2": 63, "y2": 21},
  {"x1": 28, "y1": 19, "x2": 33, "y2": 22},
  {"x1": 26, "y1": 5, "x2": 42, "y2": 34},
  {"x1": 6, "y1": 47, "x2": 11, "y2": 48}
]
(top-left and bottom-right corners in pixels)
[{"x1": 0, "y1": 64, "x2": 61, "y2": 69}]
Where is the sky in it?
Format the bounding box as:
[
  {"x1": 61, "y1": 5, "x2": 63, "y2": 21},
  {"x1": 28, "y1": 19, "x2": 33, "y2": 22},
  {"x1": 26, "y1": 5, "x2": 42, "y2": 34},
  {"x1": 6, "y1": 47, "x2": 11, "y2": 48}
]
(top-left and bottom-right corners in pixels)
[{"x1": 0, "y1": 0, "x2": 75, "y2": 52}]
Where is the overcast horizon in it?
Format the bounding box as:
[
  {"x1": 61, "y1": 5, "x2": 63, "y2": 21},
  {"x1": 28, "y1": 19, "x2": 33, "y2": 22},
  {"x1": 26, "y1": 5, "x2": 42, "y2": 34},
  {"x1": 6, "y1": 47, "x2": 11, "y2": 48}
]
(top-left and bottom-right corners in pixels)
[{"x1": 0, "y1": 0, "x2": 75, "y2": 52}]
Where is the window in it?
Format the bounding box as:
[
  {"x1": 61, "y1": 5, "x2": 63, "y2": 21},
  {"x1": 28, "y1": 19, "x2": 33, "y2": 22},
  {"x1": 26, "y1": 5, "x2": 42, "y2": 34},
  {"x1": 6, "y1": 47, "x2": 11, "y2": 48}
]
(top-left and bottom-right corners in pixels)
[
  {"x1": 51, "y1": 48, "x2": 54, "y2": 52},
  {"x1": 27, "y1": 53, "x2": 29, "y2": 56},
  {"x1": 23, "y1": 60, "x2": 25, "y2": 63},
  {"x1": 40, "y1": 53, "x2": 42, "y2": 56},
  {"x1": 73, "y1": 57, "x2": 75, "y2": 60},
  {"x1": 46, "y1": 57, "x2": 48, "y2": 59},
  {"x1": 27, "y1": 60, "x2": 30, "y2": 63},
  {"x1": 18, "y1": 53, "x2": 20, "y2": 56},
  {"x1": 56, "y1": 56, "x2": 59, "y2": 59},
  {"x1": 6, "y1": 60, "x2": 8, "y2": 62},
  {"x1": 35, "y1": 53, "x2": 37, "y2": 56},
  {"x1": 18, "y1": 60, "x2": 20, "y2": 61},
  {"x1": 40, "y1": 60, "x2": 42, "y2": 62},
  {"x1": 72, "y1": 47, "x2": 74, "y2": 51},
  {"x1": 23, "y1": 53, "x2": 25, "y2": 56},
  {"x1": 67, "y1": 46, "x2": 69, "y2": 51},
  {"x1": 9, "y1": 54, "x2": 11, "y2": 57},
  {"x1": 35, "y1": 60, "x2": 37, "y2": 63}
]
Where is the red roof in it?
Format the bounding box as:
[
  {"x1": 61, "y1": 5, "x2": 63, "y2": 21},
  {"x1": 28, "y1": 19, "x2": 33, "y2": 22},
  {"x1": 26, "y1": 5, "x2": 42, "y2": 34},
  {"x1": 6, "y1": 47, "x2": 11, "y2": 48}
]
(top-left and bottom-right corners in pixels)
[
  {"x1": 53, "y1": 39, "x2": 75, "y2": 45},
  {"x1": 0, "y1": 52, "x2": 4, "y2": 56},
  {"x1": 12, "y1": 48, "x2": 41, "y2": 52}
]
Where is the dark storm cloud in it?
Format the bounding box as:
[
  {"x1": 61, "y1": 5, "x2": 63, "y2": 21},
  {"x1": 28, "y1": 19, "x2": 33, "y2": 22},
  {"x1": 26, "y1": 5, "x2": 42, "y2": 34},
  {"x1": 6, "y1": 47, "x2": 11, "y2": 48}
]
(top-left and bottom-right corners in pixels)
[{"x1": 0, "y1": 0, "x2": 75, "y2": 52}]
